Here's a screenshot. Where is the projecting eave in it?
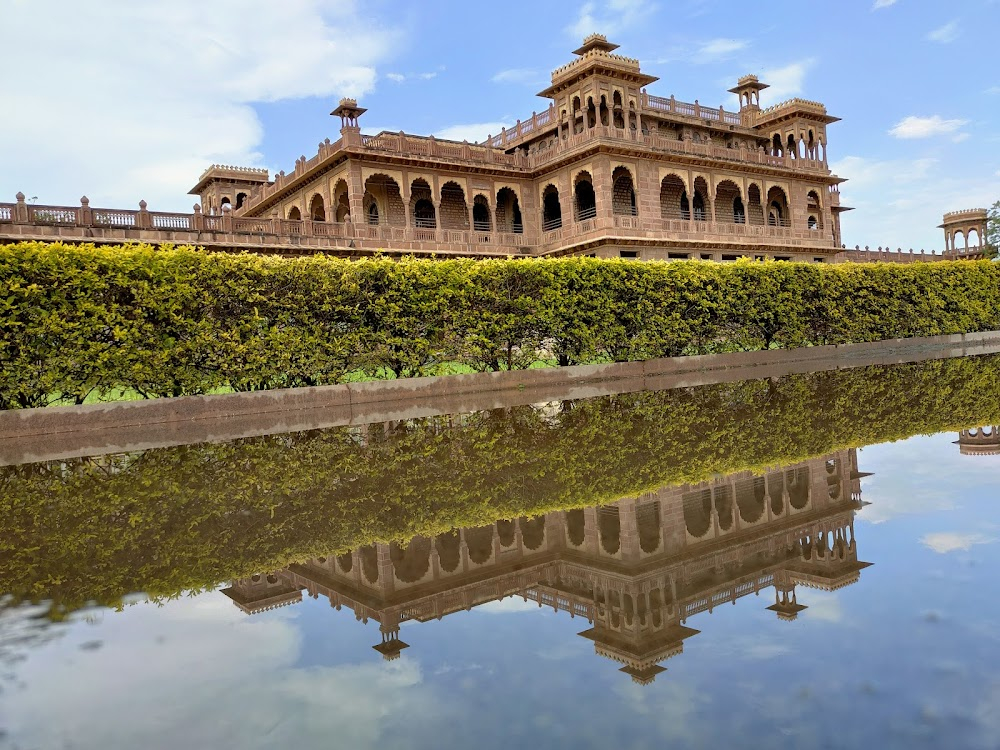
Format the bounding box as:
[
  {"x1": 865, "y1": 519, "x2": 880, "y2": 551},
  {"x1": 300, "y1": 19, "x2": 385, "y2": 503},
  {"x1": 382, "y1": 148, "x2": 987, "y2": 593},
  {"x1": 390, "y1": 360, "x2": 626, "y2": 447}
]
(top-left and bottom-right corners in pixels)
[
  {"x1": 538, "y1": 67, "x2": 658, "y2": 99},
  {"x1": 832, "y1": 206, "x2": 855, "y2": 213}
]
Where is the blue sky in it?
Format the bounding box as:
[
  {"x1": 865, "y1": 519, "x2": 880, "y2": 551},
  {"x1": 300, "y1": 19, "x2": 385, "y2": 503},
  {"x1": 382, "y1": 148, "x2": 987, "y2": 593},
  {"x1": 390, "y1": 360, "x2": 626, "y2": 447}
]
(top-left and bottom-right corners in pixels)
[{"x1": 2, "y1": 0, "x2": 998, "y2": 249}]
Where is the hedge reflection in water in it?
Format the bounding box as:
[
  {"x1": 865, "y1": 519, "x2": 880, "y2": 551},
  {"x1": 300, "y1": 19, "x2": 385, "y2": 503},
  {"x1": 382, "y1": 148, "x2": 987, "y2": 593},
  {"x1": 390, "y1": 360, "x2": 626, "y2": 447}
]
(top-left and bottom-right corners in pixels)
[{"x1": 1, "y1": 353, "x2": 1000, "y2": 620}]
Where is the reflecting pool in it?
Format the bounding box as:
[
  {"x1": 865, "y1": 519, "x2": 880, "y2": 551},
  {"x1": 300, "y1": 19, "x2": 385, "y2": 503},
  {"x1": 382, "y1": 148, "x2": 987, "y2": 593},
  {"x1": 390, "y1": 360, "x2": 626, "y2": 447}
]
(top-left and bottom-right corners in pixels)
[{"x1": 2, "y1": 355, "x2": 1000, "y2": 749}]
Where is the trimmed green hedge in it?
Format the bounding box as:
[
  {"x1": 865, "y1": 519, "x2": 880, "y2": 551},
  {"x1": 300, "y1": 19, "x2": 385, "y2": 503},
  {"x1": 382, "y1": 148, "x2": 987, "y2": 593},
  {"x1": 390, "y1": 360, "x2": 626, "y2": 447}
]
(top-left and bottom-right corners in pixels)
[
  {"x1": 2, "y1": 354, "x2": 1000, "y2": 617},
  {"x1": 2, "y1": 242, "x2": 1000, "y2": 408}
]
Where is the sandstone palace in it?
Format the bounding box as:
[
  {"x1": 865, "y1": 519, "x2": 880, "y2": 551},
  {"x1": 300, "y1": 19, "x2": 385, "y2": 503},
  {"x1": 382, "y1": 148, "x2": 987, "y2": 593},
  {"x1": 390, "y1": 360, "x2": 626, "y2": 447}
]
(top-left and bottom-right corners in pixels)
[{"x1": 1, "y1": 35, "x2": 988, "y2": 261}]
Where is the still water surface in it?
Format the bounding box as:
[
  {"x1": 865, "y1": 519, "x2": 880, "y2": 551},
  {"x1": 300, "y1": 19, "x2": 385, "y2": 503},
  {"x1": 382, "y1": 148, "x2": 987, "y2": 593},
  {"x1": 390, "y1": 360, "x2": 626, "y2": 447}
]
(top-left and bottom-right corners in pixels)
[{"x1": 1, "y1": 356, "x2": 999, "y2": 749}]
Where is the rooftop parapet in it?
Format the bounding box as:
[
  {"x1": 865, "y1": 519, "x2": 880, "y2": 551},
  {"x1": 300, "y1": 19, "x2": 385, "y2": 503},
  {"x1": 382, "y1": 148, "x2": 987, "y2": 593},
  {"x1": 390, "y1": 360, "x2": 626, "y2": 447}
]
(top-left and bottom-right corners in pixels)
[{"x1": 941, "y1": 208, "x2": 988, "y2": 222}]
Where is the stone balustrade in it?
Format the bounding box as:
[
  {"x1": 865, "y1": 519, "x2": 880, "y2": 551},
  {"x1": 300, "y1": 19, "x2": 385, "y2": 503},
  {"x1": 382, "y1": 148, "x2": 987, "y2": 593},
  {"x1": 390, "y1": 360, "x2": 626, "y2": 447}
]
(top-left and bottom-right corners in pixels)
[
  {"x1": 832, "y1": 245, "x2": 986, "y2": 263},
  {"x1": 5, "y1": 192, "x2": 982, "y2": 262}
]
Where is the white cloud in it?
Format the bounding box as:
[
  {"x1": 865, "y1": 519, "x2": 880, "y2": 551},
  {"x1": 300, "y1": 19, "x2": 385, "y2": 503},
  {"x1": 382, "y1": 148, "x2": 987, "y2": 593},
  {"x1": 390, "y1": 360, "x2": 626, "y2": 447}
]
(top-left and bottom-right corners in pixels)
[
  {"x1": 928, "y1": 20, "x2": 960, "y2": 43},
  {"x1": 802, "y1": 591, "x2": 843, "y2": 623},
  {"x1": 889, "y1": 115, "x2": 968, "y2": 139},
  {"x1": 696, "y1": 38, "x2": 748, "y2": 61},
  {"x1": 872, "y1": 0, "x2": 898, "y2": 8},
  {"x1": 566, "y1": 0, "x2": 656, "y2": 39},
  {"x1": 758, "y1": 59, "x2": 816, "y2": 106},
  {"x1": 492, "y1": 68, "x2": 542, "y2": 85},
  {"x1": 0, "y1": 1, "x2": 398, "y2": 211},
  {"x1": 988, "y1": 86, "x2": 1000, "y2": 95},
  {"x1": 5, "y1": 595, "x2": 442, "y2": 750},
  {"x1": 385, "y1": 71, "x2": 438, "y2": 83},
  {"x1": 434, "y1": 122, "x2": 513, "y2": 143},
  {"x1": 921, "y1": 532, "x2": 997, "y2": 554}
]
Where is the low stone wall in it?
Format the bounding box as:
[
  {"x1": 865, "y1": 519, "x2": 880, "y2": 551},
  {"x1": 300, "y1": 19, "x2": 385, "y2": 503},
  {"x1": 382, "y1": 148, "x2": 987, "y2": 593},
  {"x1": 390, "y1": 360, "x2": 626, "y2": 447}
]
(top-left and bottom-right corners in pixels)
[{"x1": 1, "y1": 331, "x2": 999, "y2": 466}]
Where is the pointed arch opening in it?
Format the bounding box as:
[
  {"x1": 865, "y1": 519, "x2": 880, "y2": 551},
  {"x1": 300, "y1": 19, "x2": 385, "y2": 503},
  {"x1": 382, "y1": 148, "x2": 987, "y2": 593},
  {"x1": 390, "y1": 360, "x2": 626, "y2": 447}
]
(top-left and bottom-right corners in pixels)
[
  {"x1": 714, "y1": 180, "x2": 742, "y2": 224},
  {"x1": 363, "y1": 174, "x2": 404, "y2": 226},
  {"x1": 692, "y1": 177, "x2": 709, "y2": 222},
  {"x1": 660, "y1": 174, "x2": 687, "y2": 220},
  {"x1": 472, "y1": 194, "x2": 492, "y2": 232},
  {"x1": 747, "y1": 184, "x2": 764, "y2": 226},
  {"x1": 439, "y1": 181, "x2": 469, "y2": 230},
  {"x1": 574, "y1": 171, "x2": 597, "y2": 221},
  {"x1": 436, "y1": 530, "x2": 461, "y2": 573},
  {"x1": 767, "y1": 186, "x2": 790, "y2": 227},
  {"x1": 683, "y1": 489, "x2": 712, "y2": 538},
  {"x1": 333, "y1": 179, "x2": 350, "y2": 222},
  {"x1": 612, "y1": 91, "x2": 625, "y2": 128},
  {"x1": 612, "y1": 166, "x2": 637, "y2": 216},
  {"x1": 309, "y1": 194, "x2": 326, "y2": 222},
  {"x1": 390, "y1": 537, "x2": 431, "y2": 583},
  {"x1": 410, "y1": 178, "x2": 436, "y2": 228},
  {"x1": 520, "y1": 516, "x2": 546, "y2": 551},
  {"x1": 287, "y1": 205, "x2": 301, "y2": 221},
  {"x1": 496, "y1": 187, "x2": 523, "y2": 233},
  {"x1": 542, "y1": 184, "x2": 562, "y2": 230},
  {"x1": 599, "y1": 506, "x2": 621, "y2": 555},
  {"x1": 566, "y1": 508, "x2": 586, "y2": 547}
]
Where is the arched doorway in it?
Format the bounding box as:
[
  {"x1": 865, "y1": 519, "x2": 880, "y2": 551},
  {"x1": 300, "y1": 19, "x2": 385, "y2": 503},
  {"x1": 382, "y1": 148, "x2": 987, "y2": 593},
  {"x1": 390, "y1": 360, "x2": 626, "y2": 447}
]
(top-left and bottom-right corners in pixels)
[{"x1": 496, "y1": 187, "x2": 523, "y2": 233}]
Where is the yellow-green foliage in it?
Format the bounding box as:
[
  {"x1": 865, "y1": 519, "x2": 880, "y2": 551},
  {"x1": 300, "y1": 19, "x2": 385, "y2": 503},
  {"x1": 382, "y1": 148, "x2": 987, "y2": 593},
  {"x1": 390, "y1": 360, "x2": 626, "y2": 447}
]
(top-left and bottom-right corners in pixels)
[
  {"x1": 2, "y1": 242, "x2": 1000, "y2": 408},
  {"x1": 2, "y1": 354, "x2": 1000, "y2": 617}
]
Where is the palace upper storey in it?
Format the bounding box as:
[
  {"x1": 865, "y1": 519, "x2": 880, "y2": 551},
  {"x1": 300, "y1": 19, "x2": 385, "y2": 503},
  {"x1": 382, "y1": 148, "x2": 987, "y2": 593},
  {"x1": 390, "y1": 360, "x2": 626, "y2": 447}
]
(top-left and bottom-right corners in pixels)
[{"x1": 191, "y1": 35, "x2": 852, "y2": 262}]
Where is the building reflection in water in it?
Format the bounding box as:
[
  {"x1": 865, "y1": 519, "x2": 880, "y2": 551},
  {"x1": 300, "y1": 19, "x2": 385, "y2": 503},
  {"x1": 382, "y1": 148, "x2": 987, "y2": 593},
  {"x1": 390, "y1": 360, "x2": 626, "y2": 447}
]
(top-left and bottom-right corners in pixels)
[
  {"x1": 955, "y1": 426, "x2": 1000, "y2": 456},
  {"x1": 222, "y1": 449, "x2": 872, "y2": 685}
]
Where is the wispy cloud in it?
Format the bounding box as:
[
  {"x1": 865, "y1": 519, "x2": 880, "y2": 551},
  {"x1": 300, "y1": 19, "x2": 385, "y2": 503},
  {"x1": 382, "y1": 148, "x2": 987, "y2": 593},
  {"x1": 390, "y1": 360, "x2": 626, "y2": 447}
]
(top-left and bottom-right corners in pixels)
[
  {"x1": 385, "y1": 70, "x2": 440, "y2": 84},
  {"x1": 872, "y1": 0, "x2": 898, "y2": 9},
  {"x1": 758, "y1": 59, "x2": 816, "y2": 106},
  {"x1": 922, "y1": 532, "x2": 996, "y2": 554},
  {"x1": 491, "y1": 68, "x2": 542, "y2": 85},
  {"x1": 889, "y1": 115, "x2": 968, "y2": 139},
  {"x1": 928, "y1": 20, "x2": 960, "y2": 43},
  {"x1": 434, "y1": 121, "x2": 512, "y2": 143},
  {"x1": 566, "y1": 0, "x2": 656, "y2": 38},
  {"x1": 696, "y1": 38, "x2": 748, "y2": 62}
]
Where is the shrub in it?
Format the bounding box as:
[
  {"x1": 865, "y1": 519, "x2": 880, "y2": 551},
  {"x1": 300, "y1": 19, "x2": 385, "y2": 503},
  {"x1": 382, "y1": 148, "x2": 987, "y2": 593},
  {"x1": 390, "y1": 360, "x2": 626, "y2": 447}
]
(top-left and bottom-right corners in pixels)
[{"x1": 2, "y1": 242, "x2": 999, "y2": 407}]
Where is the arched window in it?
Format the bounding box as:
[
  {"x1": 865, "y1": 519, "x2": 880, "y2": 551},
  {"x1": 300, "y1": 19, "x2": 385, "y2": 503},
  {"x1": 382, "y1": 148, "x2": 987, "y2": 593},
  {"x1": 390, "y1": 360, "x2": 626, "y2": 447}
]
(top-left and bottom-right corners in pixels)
[
  {"x1": 787, "y1": 133, "x2": 797, "y2": 160},
  {"x1": 612, "y1": 91, "x2": 624, "y2": 128},
  {"x1": 574, "y1": 172, "x2": 596, "y2": 221},
  {"x1": 542, "y1": 185, "x2": 562, "y2": 230},
  {"x1": 680, "y1": 191, "x2": 690, "y2": 220},
  {"x1": 611, "y1": 167, "x2": 637, "y2": 216},
  {"x1": 586, "y1": 97, "x2": 596, "y2": 128},
  {"x1": 808, "y1": 215, "x2": 818, "y2": 229},
  {"x1": 235, "y1": 192, "x2": 247, "y2": 209},
  {"x1": 772, "y1": 134, "x2": 782, "y2": 156},
  {"x1": 287, "y1": 206, "x2": 301, "y2": 220},
  {"x1": 367, "y1": 202, "x2": 379, "y2": 225},
  {"x1": 693, "y1": 192, "x2": 705, "y2": 221}
]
